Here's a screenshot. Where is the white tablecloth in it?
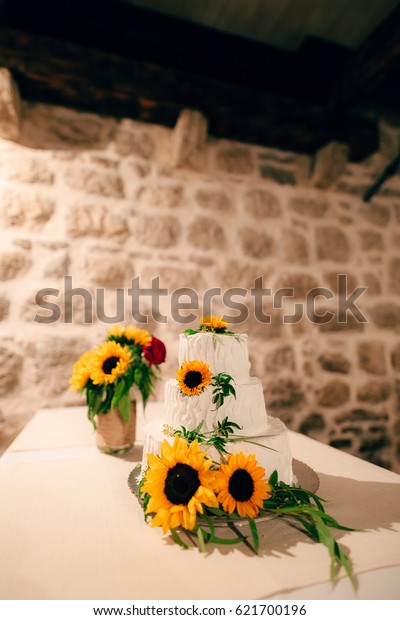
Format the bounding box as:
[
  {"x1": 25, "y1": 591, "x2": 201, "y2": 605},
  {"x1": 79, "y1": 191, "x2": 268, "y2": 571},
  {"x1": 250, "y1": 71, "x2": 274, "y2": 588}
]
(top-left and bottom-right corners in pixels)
[{"x1": 1, "y1": 405, "x2": 399, "y2": 600}]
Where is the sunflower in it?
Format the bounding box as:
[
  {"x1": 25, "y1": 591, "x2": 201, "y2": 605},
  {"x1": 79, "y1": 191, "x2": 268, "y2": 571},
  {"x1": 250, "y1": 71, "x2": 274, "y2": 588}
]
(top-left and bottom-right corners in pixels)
[
  {"x1": 107, "y1": 324, "x2": 152, "y2": 347},
  {"x1": 90, "y1": 341, "x2": 132, "y2": 386},
  {"x1": 214, "y1": 452, "x2": 271, "y2": 519},
  {"x1": 141, "y1": 437, "x2": 219, "y2": 533},
  {"x1": 69, "y1": 350, "x2": 96, "y2": 391},
  {"x1": 176, "y1": 360, "x2": 212, "y2": 396},
  {"x1": 199, "y1": 315, "x2": 228, "y2": 331}
]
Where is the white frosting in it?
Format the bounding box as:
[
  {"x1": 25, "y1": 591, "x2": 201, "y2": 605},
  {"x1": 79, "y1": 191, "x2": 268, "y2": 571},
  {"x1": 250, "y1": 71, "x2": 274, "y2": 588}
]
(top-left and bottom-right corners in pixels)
[
  {"x1": 178, "y1": 333, "x2": 251, "y2": 384},
  {"x1": 164, "y1": 378, "x2": 268, "y2": 435}
]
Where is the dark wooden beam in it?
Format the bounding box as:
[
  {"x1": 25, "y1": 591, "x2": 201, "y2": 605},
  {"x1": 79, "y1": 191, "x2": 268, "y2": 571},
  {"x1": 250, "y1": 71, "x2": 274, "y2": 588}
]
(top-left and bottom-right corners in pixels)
[
  {"x1": 3, "y1": 0, "x2": 350, "y2": 105},
  {"x1": 0, "y1": 27, "x2": 378, "y2": 160}
]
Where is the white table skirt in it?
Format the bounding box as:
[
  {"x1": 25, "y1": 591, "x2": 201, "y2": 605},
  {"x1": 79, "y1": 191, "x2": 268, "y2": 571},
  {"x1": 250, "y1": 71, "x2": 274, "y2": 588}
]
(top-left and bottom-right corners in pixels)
[{"x1": 1, "y1": 405, "x2": 399, "y2": 600}]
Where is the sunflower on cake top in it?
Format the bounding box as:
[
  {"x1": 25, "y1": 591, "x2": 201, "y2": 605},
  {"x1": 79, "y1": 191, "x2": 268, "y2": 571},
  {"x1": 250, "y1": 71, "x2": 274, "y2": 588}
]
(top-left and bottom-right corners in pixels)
[{"x1": 137, "y1": 316, "x2": 357, "y2": 585}]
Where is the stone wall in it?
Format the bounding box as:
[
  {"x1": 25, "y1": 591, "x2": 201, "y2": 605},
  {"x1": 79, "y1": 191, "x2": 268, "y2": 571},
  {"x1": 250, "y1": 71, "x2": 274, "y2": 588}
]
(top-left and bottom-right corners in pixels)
[{"x1": 1, "y1": 82, "x2": 400, "y2": 472}]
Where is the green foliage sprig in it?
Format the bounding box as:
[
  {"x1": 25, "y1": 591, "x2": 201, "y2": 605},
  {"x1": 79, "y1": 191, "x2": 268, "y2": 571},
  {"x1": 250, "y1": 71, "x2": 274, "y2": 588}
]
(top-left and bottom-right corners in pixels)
[
  {"x1": 174, "y1": 417, "x2": 242, "y2": 456},
  {"x1": 211, "y1": 373, "x2": 236, "y2": 409}
]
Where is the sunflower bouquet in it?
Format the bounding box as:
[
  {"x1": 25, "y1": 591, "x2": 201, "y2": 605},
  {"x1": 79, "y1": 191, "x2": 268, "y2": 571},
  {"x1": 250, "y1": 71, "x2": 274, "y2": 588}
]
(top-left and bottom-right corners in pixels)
[
  {"x1": 70, "y1": 325, "x2": 166, "y2": 427},
  {"x1": 138, "y1": 429, "x2": 357, "y2": 587}
]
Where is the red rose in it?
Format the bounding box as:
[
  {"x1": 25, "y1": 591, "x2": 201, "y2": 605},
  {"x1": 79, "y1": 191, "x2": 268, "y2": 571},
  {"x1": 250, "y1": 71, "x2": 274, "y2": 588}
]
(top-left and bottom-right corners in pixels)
[{"x1": 143, "y1": 336, "x2": 166, "y2": 366}]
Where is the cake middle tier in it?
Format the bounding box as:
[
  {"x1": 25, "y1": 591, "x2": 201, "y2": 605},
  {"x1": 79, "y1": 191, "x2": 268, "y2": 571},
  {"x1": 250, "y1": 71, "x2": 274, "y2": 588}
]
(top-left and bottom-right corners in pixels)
[{"x1": 164, "y1": 377, "x2": 268, "y2": 435}]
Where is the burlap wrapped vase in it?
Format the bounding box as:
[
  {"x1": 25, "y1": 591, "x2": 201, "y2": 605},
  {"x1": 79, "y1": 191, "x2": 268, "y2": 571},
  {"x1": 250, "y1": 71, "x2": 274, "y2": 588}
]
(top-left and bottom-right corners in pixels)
[{"x1": 95, "y1": 401, "x2": 136, "y2": 455}]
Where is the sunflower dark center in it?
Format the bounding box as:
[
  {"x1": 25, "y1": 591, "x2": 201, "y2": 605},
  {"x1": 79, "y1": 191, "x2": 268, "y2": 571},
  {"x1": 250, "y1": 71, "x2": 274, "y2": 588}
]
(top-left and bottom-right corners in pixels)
[
  {"x1": 228, "y1": 469, "x2": 255, "y2": 502},
  {"x1": 102, "y1": 356, "x2": 120, "y2": 374},
  {"x1": 183, "y1": 371, "x2": 203, "y2": 389},
  {"x1": 164, "y1": 463, "x2": 200, "y2": 505}
]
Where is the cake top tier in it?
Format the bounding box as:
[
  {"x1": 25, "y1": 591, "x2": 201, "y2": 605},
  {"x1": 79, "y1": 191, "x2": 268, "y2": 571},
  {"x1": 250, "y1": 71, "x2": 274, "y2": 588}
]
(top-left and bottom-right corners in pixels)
[{"x1": 178, "y1": 332, "x2": 251, "y2": 384}]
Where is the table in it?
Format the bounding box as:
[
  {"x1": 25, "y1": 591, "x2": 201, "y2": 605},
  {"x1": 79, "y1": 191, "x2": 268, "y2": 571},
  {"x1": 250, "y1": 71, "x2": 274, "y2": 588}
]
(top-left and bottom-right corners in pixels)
[{"x1": 0, "y1": 405, "x2": 399, "y2": 600}]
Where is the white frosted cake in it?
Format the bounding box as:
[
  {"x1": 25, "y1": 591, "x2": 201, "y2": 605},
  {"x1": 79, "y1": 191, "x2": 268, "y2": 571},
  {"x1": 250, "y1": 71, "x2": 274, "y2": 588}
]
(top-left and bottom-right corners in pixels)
[{"x1": 142, "y1": 330, "x2": 293, "y2": 484}]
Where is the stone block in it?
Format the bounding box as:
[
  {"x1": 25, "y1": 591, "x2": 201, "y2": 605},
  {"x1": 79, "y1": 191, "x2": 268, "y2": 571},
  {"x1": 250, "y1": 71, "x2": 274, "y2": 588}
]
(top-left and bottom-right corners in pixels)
[
  {"x1": 275, "y1": 273, "x2": 318, "y2": 299},
  {"x1": 311, "y1": 141, "x2": 348, "y2": 189},
  {"x1": 295, "y1": 154, "x2": 312, "y2": 186},
  {"x1": 23, "y1": 103, "x2": 116, "y2": 148},
  {"x1": 335, "y1": 409, "x2": 388, "y2": 423},
  {"x1": 1, "y1": 191, "x2": 54, "y2": 230},
  {"x1": 391, "y1": 343, "x2": 400, "y2": 371},
  {"x1": 329, "y1": 438, "x2": 353, "y2": 450},
  {"x1": 196, "y1": 188, "x2": 231, "y2": 212},
  {"x1": 0, "y1": 250, "x2": 30, "y2": 280},
  {"x1": 389, "y1": 257, "x2": 400, "y2": 295},
  {"x1": 317, "y1": 310, "x2": 364, "y2": 332},
  {"x1": 318, "y1": 352, "x2": 350, "y2": 374},
  {"x1": 359, "y1": 434, "x2": 391, "y2": 453},
  {"x1": 362, "y1": 273, "x2": 381, "y2": 295},
  {"x1": 264, "y1": 345, "x2": 295, "y2": 372},
  {"x1": 0, "y1": 344, "x2": 22, "y2": 395},
  {"x1": 43, "y1": 252, "x2": 69, "y2": 278},
  {"x1": 360, "y1": 202, "x2": 390, "y2": 227},
  {"x1": 299, "y1": 413, "x2": 326, "y2": 436},
  {"x1": 66, "y1": 203, "x2": 129, "y2": 241},
  {"x1": 240, "y1": 228, "x2": 274, "y2": 258},
  {"x1": 317, "y1": 379, "x2": 350, "y2": 407},
  {"x1": 358, "y1": 341, "x2": 386, "y2": 375},
  {"x1": 264, "y1": 378, "x2": 303, "y2": 410},
  {"x1": 260, "y1": 165, "x2": 296, "y2": 185},
  {"x1": 324, "y1": 272, "x2": 357, "y2": 294},
  {"x1": 216, "y1": 145, "x2": 254, "y2": 174},
  {"x1": 289, "y1": 196, "x2": 328, "y2": 218},
  {"x1": 136, "y1": 215, "x2": 181, "y2": 248},
  {"x1": 114, "y1": 123, "x2": 155, "y2": 159},
  {"x1": 244, "y1": 189, "x2": 281, "y2": 219},
  {"x1": 65, "y1": 167, "x2": 124, "y2": 198},
  {"x1": 85, "y1": 253, "x2": 133, "y2": 288},
  {"x1": 0, "y1": 157, "x2": 54, "y2": 184},
  {"x1": 357, "y1": 381, "x2": 391, "y2": 403},
  {"x1": 187, "y1": 216, "x2": 225, "y2": 250},
  {"x1": 171, "y1": 109, "x2": 208, "y2": 169},
  {"x1": 368, "y1": 303, "x2": 400, "y2": 330},
  {"x1": 282, "y1": 229, "x2": 309, "y2": 264},
  {"x1": 316, "y1": 226, "x2": 350, "y2": 262},
  {"x1": 141, "y1": 265, "x2": 206, "y2": 291},
  {"x1": 219, "y1": 260, "x2": 267, "y2": 290},
  {"x1": 149, "y1": 183, "x2": 184, "y2": 209},
  {"x1": 0, "y1": 68, "x2": 21, "y2": 140},
  {"x1": 359, "y1": 230, "x2": 384, "y2": 251},
  {"x1": 90, "y1": 155, "x2": 119, "y2": 169},
  {"x1": 35, "y1": 336, "x2": 91, "y2": 396},
  {"x1": 0, "y1": 297, "x2": 10, "y2": 321}
]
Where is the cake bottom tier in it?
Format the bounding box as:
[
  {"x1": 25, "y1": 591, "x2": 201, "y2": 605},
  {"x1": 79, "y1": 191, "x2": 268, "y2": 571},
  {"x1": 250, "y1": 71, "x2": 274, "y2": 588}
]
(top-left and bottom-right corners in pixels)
[{"x1": 141, "y1": 415, "x2": 293, "y2": 485}]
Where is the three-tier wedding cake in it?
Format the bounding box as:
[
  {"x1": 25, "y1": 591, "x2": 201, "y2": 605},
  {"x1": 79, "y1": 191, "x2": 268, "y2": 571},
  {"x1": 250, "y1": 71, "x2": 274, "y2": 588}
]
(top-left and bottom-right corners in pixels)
[{"x1": 142, "y1": 319, "x2": 293, "y2": 484}]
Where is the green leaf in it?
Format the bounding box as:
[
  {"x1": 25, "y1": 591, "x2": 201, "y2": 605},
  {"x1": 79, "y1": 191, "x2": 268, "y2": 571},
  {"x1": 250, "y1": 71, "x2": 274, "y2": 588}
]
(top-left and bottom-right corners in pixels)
[
  {"x1": 110, "y1": 378, "x2": 128, "y2": 410},
  {"x1": 197, "y1": 527, "x2": 206, "y2": 553},
  {"x1": 184, "y1": 329, "x2": 198, "y2": 335},
  {"x1": 117, "y1": 391, "x2": 131, "y2": 422},
  {"x1": 248, "y1": 518, "x2": 259, "y2": 554},
  {"x1": 269, "y1": 470, "x2": 278, "y2": 487},
  {"x1": 170, "y1": 528, "x2": 189, "y2": 549}
]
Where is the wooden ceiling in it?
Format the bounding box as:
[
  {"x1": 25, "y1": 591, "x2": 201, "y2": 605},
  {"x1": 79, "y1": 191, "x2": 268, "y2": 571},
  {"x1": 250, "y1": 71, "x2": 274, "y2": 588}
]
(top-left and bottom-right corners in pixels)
[
  {"x1": 1, "y1": 0, "x2": 400, "y2": 160},
  {"x1": 123, "y1": 0, "x2": 399, "y2": 51}
]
